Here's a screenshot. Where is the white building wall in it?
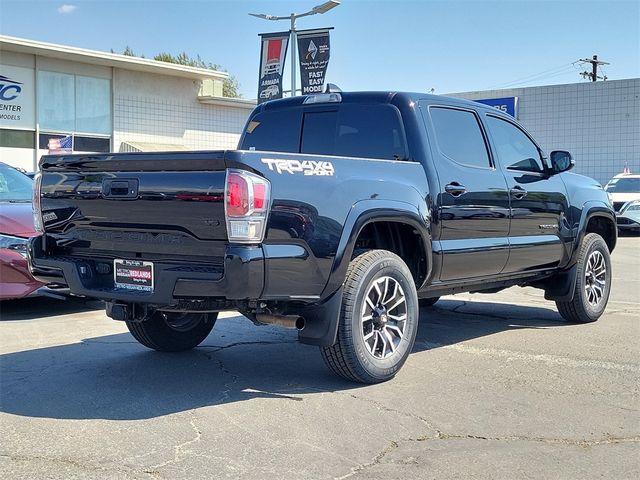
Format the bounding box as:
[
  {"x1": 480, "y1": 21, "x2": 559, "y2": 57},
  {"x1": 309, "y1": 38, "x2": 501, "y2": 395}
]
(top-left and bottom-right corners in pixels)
[
  {"x1": 450, "y1": 78, "x2": 640, "y2": 185},
  {"x1": 0, "y1": 51, "x2": 36, "y2": 171},
  {"x1": 113, "y1": 69, "x2": 251, "y2": 152}
]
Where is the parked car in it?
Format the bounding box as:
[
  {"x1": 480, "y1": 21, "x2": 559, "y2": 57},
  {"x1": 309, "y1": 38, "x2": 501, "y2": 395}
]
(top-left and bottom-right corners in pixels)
[
  {"x1": 604, "y1": 173, "x2": 640, "y2": 212},
  {"x1": 616, "y1": 200, "x2": 640, "y2": 232},
  {"x1": 0, "y1": 162, "x2": 45, "y2": 300},
  {"x1": 29, "y1": 91, "x2": 616, "y2": 383}
]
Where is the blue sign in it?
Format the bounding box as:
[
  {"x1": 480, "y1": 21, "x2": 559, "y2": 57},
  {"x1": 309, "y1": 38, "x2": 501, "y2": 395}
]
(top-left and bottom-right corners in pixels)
[
  {"x1": 0, "y1": 75, "x2": 22, "y2": 101},
  {"x1": 475, "y1": 97, "x2": 518, "y2": 118}
]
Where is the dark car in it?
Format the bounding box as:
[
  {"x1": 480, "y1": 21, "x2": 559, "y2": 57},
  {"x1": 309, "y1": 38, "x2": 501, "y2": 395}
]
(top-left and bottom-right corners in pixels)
[
  {"x1": 0, "y1": 162, "x2": 45, "y2": 300},
  {"x1": 30, "y1": 91, "x2": 616, "y2": 383}
]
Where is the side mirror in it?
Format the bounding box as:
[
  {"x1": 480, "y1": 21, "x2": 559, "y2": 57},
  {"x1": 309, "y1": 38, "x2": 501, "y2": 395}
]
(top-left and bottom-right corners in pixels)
[{"x1": 550, "y1": 150, "x2": 574, "y2": 174}]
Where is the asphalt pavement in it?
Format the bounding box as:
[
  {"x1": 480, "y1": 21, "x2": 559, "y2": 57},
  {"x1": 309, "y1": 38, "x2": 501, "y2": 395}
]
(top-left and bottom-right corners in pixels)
[{"x1": 1, "y1": 237, "x2": 638, "y2": 479}]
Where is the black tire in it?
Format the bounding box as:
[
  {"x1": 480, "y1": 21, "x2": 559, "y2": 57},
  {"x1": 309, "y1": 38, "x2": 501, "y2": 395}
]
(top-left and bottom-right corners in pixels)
[
  {"x1": 320, "y1": 250, "x2": 419, "y2": 384},
  {"x1": 556, "y1": 233, "x2": 612, "y2": 323},
  {"x1": 419, "y1": 297, "x2": 440, "y2": 307},
  {"x1": 126, "y1": 311, "x2": 217, "y2": 352}
]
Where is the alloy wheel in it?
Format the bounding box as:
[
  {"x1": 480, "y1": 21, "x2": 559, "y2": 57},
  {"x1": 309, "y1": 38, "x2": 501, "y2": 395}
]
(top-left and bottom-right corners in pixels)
[
  {"x1": 361, "y1": 276, "x2": 407, "y2": 359},
  {"x1": 584, "y1": 250, "x2": 607, "y2": 306}
]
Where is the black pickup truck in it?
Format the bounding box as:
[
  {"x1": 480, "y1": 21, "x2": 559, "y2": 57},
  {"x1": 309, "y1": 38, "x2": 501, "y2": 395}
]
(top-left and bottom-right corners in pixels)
[{"x1": 29, "y1": 91, "x2": 617, "y2": 383}]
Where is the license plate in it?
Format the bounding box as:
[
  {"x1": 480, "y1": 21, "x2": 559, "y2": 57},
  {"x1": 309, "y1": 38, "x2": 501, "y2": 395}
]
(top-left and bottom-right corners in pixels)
[{"x1": 114, "y1": 259, "x2": 154, "y2": 292}]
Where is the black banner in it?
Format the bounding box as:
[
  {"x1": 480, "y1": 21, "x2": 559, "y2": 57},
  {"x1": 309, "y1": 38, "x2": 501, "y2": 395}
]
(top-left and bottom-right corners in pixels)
[
  {"x1": 257, "y1": 31, "x2": 289, "y2": 104},
  {"x1": 297, "y1": 28, "x2": 331, "y2": 95}
]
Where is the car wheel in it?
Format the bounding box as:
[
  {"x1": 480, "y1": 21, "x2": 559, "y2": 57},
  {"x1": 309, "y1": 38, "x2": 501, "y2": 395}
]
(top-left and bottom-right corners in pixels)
[
  {"x1": 320, "y1": 250, "x2": 419, "y2": 384},
  {"x1": 126, "y1": 311, "x2": 217, "y2": 352},
  {"x1": 556, "y1": 233, "x2": 612, "y2": 323}
]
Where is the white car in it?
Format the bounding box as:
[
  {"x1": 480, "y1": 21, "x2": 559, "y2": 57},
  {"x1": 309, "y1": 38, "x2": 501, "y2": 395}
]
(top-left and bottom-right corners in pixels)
[
  {"x1": 259, "y1": 85, "x2": 280, "y2": 100},
  {"x1": 616, "y1": 200, "x2": 640, "y2": 233},
  {"x1": 604, "y1": 173, "x2": 640, "y2": 212}
]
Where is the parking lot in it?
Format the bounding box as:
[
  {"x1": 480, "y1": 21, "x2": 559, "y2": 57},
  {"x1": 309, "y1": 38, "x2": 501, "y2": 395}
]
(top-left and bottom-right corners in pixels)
[{"x1": 1, "y1": 237, "x2": 638, "y2": 479}]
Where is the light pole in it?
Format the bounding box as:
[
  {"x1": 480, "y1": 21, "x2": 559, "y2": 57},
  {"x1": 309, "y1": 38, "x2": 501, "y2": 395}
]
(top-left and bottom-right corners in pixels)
[{"x1": 249, "y1": 0, "x2": 340, "y2": 97}]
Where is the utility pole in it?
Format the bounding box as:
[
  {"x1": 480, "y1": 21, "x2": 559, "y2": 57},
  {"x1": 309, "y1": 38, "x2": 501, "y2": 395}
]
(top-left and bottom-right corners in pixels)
[{"x1": 578, "y1": 55, "x2": 609, "y2": 82}]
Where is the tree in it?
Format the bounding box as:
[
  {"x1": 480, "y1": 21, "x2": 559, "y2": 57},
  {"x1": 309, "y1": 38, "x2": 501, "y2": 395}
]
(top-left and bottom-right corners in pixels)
[
  {"x1": 152, "y1": 52, "x2": 240, "y2": 98},
  {"x1": 112, "y1": 48, "x2": 240, "y2": 98}
]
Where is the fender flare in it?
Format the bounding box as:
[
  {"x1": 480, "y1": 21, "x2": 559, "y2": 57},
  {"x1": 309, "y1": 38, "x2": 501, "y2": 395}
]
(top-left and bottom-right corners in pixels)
[
  {"x1": 542, "y1": 202, "x2": 615, "y2": 302},
  {"x1": 320, "y1": 199, "x2": 433, "y2": 300},
  {"x1": 569, "y1": 201, "x2": 617, "y2": 265},
  {"x1": 298, "y1": 199, "x2": 432, "y2": 347}
]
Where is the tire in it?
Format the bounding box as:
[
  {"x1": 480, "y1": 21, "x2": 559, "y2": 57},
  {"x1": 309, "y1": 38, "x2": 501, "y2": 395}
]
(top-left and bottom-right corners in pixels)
[
  {"x1": 556, "y1": 233, "x2": 612, "y2": 323},
  {"x1": 419, "y1": 297, "x2": 440, "y2": 307},
  {"x1": 320, "y1": 250, "x2": 419, "y2": 384},
  {"x1": 126, "y1": 311, "x2": 217, "y2": 352}
]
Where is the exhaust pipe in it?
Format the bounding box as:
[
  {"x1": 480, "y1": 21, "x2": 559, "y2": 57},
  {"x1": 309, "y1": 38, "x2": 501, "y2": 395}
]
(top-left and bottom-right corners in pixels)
[{"x1": 256, "y1": 313, "x2": 305, "y2": 330}]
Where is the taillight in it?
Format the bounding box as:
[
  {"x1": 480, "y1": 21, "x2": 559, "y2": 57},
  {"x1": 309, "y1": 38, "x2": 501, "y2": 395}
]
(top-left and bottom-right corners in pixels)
[
  {"x1": 33, "y1": 172, "x2": 44, "y2": 233},
  {"x1": 224, "y1": 169, "x2": 270, "y2": 243}
]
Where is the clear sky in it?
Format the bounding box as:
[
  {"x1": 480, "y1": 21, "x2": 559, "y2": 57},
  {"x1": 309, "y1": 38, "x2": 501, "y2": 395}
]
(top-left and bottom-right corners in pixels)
[{"x1": 1, "y1": 0, "x2": 638, "y2": 98}]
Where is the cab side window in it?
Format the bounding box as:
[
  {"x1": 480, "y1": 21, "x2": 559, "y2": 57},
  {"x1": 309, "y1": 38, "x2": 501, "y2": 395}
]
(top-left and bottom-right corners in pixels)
[
  {"x1": 486, "y1": 115, "x2": 544, "y2": 173},
  {"x1": 429, "y1": 107, "x2": 491, "y2": 169}
]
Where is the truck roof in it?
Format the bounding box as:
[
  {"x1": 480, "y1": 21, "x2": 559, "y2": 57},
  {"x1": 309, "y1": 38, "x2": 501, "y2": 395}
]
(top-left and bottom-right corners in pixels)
[{"x1": 257, "y1": 91, "x2": 496, "y2": 114}]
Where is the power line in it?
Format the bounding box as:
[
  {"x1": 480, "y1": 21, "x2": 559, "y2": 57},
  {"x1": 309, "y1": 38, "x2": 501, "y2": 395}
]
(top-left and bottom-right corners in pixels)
[{"x1": 487, "y1": 63, "x2": 575, "y2": 90}]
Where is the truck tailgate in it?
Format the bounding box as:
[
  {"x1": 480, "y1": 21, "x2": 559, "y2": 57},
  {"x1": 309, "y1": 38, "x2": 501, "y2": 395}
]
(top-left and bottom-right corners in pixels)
[{"x1": 39, "y1": 151, "x2": 228, "y2": 259}]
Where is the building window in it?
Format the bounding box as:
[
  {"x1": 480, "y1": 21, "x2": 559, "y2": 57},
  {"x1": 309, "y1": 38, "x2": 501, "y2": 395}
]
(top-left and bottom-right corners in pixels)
[
  {"x1": 75, "y1": 75, "x2": 111, "y2": 135},
  {"x1": 38, "y1": 133, "x2": 110, "y2": 153},
  {"x1": 74, "y1": 135, "x2": 110, "y2": 152},
  {"x1": 0, "y1": 129, "x2": 35, "y2": 149},
  {"x1": 37, "y1": 71, "x2": 111, "y2": 135},
  {"x1": 38, "y1": 71, "x2": 75, "y2": 132}
]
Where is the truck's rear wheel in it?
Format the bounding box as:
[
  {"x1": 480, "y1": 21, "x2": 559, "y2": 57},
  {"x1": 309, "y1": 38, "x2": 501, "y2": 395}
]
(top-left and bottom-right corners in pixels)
[
  {"x1": 126, "y1": 311, "x2": 217, "y2": 352},
  {"x1": 556, "y1": 233, "x2": 611, "y2": 323},
  {"x1": 320, "y1": 250, "x2": 419, "y2": 384}
]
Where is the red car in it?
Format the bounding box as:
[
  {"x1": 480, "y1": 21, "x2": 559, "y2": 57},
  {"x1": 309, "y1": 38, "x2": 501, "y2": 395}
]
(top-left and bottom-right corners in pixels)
[{"x1": 0, "y1": 162, "x2": 45, "y2": 300}]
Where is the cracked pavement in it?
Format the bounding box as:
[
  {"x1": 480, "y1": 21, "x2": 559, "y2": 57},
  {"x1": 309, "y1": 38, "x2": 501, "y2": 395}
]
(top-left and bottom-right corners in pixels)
[{"x1": 1, "y1": 237, "x2": 638, "y2": 479}]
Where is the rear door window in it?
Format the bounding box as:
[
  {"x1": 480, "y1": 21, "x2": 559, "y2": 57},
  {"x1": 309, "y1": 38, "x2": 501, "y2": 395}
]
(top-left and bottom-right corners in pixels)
[
  {"x1": 429, "y1": 107, "x2": 491, "y2": 168},
  {"x1": 332, "y1": 105, "x2": 407, "y2": 160}
]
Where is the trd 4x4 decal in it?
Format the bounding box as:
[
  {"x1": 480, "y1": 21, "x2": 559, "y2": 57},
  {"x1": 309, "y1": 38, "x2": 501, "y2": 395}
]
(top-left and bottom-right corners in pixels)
[{"x1": 261, "y1": 158, "x2": 335, "y2": 176}]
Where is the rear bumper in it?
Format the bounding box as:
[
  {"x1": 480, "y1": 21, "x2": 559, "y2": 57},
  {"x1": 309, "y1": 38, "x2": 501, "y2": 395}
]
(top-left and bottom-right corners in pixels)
[{"x1": 27, "y1": 236, "x2": 264, "y2": 305}]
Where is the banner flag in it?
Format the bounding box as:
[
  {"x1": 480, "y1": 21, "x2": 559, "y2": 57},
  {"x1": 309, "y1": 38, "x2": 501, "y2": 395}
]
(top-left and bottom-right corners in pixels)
[
  {"x1": 297, "y1": 28, "x2": 331, "y2": 95},
  {"x1": 257, "y1": 32, "x2": 289, "y2": 104},
  {"x1": 48, "y1": 135, "x2": 72, "y2": 154}
]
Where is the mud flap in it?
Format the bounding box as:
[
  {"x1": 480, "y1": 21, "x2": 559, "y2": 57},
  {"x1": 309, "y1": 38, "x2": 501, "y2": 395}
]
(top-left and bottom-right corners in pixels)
[
  {"x1": 297, "y1": 286, "x2": 343, "y2": 347},
  {"x1": 543, "y1": 264, "x2": 577, "y2": 302}
]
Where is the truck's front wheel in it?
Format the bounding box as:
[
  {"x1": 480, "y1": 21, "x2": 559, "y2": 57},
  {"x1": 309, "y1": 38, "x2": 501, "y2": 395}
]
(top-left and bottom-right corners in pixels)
[
  {"x1": 126, "y1": 311, "x2": 217, "y2": 352},
  {"x1": 556, "y1": 233, "x2": 612, "y2": 323},
  {"x1": 320, "y1": 250, "x2": 419, "y2": 384}
]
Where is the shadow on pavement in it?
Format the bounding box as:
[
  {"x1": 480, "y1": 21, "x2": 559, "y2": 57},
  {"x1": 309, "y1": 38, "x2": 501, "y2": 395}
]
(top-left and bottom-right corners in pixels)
[
  {"x1": 0, "y1": 299, "x2": 570, "y2": 421},
  {"x1": 0, "y1": 296, "x2": 103, "y2": 321}
]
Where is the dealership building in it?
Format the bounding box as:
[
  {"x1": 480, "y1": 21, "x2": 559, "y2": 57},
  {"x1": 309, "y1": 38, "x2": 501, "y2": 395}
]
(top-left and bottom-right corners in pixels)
[
  {"x1": 1, "y1": 35, "x2": 638, "y2": 185},
  {"x1": 0, "y1": 35, "x2": 255, "y2": 172},
  {"x1": 451, "y1": 78, "x2": 640, "y2": 185}
]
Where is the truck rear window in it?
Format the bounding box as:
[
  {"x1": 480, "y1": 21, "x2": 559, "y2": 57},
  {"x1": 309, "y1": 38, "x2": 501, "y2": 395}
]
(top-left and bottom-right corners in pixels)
[{"x1": 240, "y1": 104, "x2": 407, "y2": 161}]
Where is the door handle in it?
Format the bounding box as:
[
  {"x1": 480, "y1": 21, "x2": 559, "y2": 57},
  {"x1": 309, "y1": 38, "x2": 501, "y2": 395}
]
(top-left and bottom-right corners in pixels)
[
  {"x1": 510, "y1": 186, "x2": 527, "y2": 199},
  {"x1": 445, "y1": 183, "x2": 467, "y2": 197}
]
